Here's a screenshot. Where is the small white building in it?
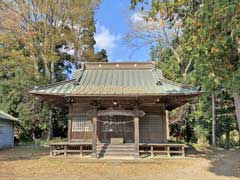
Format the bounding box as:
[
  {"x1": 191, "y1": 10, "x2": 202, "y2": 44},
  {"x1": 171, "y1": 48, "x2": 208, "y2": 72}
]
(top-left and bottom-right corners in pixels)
[{"x1": 0, "y1": 111, "x2": 19, "y2": 148}]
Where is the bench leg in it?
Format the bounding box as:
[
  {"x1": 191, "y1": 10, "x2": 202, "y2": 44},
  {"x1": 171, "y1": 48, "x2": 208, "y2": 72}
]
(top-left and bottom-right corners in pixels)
[
  {"x1": 150, "y1": 145, "x2": 154, "y2": 157},
  {"x1": 167, "y1": 146, "x2": 170, "y2": 157},
  {"x1": 50, "y1": 145, "x2": 53, "y2": 157},
  {"x1": 80, "y1": 145, "x2": 83, "y2": 156},
  {"x1": 64, "y1": 145, "x2": 67, "y2": 156},
  {"x1": 181, "y1": 146, "x2": 185, "y2": 157}
]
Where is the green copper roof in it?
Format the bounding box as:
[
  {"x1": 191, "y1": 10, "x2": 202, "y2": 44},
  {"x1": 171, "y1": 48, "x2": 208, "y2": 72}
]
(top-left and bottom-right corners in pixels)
[{"x1": 30, "y1": 62, "x2": 199, "y2": 97}]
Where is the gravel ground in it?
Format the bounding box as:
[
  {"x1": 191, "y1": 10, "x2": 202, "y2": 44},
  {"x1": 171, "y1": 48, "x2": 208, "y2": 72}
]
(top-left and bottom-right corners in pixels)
[{"x1": 0, "y1": 146, "x2": 239, "y2": 180}]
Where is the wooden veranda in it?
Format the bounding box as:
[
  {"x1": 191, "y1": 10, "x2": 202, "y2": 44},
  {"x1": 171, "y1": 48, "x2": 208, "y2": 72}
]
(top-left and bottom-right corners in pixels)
[{"x1": 49, "y1": 142, "x2": 186, "y2": 157}]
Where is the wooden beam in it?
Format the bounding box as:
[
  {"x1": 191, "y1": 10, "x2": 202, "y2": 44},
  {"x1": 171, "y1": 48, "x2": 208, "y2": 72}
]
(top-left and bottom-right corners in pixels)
[{"x1": 87, "y1": 109, "x2": 145, "y2": 117}]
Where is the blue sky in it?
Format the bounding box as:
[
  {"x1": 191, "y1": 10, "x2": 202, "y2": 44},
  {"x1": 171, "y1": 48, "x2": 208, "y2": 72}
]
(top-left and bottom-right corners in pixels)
[{"x1": 94, "y1": 0, "x2": 150, "y2": 62}]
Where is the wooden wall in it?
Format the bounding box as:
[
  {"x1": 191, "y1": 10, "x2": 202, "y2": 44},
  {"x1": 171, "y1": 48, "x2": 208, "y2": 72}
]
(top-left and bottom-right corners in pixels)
[
  {"x1": 69, "y1": 103, "x2": 93, "y2": 142},
  {"x1": 68, "y1": 102, "x2": 167, "y2": 143},
  {"x1": 139, "y1": 104, "x2": 166, "y2": 143}
]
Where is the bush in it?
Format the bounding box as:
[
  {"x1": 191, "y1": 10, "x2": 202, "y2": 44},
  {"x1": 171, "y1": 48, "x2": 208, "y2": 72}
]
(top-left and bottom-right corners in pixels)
[
  {"x1": 217, "y1": 130, "x2": 240, "y2": 148},
  {"x1": 194, "y1": 125, "x2": 209, "y2": 144}
]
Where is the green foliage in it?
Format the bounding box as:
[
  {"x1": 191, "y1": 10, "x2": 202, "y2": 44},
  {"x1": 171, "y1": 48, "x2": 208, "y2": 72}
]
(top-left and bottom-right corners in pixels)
[
  {"x1": 0, "y1": 0, "x2": 101, "y2": 142},
  {"x1": 94, "y1": 49, "x2": 108, "y2": 62},
  {"x1": 217, "y1": 130, "x2": 240, "y2": 148},
  {"x1": 137, "y1": 0, "x2": 240, "y2": 147},
  {"x1": 151, "y1": 45, "x2": 182, "y2": 81},
  {"x1": 194, "y1": 124, "x2": 209, "y2": 144}
]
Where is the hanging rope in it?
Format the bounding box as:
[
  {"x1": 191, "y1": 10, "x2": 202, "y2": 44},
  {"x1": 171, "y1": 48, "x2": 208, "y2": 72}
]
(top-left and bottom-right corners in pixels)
[{"x1": 95, "y1": 118, "x2": 134, "y2": 125}]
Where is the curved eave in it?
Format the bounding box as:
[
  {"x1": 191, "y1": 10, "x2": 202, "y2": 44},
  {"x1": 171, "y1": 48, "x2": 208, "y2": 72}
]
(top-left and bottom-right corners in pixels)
[
  {"x1": 28, "y1": 79, "x2": 76, "y2": 94},
  {"x1": 30, "y1": 91, "x2": 201, "y2": 97}
]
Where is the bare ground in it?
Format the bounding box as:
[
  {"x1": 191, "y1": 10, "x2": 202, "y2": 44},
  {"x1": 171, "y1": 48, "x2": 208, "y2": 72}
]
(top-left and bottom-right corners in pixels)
[{"x1": 0, "y1": 146, "x2": 239, "y2": 180}]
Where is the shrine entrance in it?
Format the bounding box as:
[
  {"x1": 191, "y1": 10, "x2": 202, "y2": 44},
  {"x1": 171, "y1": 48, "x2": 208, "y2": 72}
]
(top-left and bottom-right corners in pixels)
[{"x1": 99, "y1": 116, "x2": 134, "y2": 143}]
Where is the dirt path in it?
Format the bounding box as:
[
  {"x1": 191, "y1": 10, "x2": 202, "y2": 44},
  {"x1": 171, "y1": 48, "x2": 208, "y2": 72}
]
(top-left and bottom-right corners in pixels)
[{"x1": 0, "y1": 146, "x2": 239, "y2": 180}]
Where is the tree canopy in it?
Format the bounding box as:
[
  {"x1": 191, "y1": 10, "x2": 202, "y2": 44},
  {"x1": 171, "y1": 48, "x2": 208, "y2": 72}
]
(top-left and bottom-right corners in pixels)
[
  {"x1": 0, "y1": 0, "x2": 108, "y2": 140},
  {"x1": 131, "y1": 0, "x2": 240, "y2": 147}
]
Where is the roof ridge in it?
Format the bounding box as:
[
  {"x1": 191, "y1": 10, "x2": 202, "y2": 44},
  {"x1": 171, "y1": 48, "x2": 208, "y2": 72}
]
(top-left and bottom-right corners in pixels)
[{"x1": 83, "y1": 62, "x2": 155, "y2": 70}]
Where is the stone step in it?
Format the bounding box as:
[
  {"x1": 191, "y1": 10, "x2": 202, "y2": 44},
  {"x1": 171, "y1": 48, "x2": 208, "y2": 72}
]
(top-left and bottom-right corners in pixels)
[
  {"x1": 97, "y1": 146, "x2": 135, "y2": 150},
  {"x1": 97, "y1": 143, "x2": 136, "y2": 158},
  {"x1": 98, "y1": 149, "x2": 135, "y2": 153},
  {"x1": 98, "y1": 152, "x2": 135, "y2": 157},
  {"x1": 97, "y1": 144, "x2": 135, "y2": 148}
]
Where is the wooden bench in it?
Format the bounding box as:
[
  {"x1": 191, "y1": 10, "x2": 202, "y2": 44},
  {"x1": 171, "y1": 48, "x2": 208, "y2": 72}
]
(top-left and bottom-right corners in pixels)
[{"x1": 49, "y1": 142, "x2": 92, "y2": 156}]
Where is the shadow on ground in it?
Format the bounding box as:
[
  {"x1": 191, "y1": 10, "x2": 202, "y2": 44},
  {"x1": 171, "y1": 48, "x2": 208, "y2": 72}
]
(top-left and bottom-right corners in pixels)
[
  {"x1": 0, "y1": 145, "x2": 48, "y2": 161},
  {"x1": 186, "y1": 145, "x2": 240, "y2": 178}
]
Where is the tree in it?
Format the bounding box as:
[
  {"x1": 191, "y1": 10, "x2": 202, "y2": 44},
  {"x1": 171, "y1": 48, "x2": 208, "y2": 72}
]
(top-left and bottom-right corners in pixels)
[
  {"x1": 0, "y1": 0, "x2": 101, "y2": 141},
  {"x1": 94, "y1": 49, "x2": 108, "y2": 62},
  {"x1": 0, "y1": 0, "x2": 100, "y2": 83},
  {"x1": 183, "y1": 0, "x2": 240, "y2": 139},
  {"x1": 130, "y1": 0, "x2": 240, "y2": 147}
]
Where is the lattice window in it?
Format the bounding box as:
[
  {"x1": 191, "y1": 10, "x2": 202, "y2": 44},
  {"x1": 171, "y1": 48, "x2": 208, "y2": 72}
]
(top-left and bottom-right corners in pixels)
[{"x1": 71, "y1": 116, "x2": 92, "y2": 132}]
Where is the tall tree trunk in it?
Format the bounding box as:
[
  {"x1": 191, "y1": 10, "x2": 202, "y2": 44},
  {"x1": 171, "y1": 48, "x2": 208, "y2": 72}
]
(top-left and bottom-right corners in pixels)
[
  {"x1": 32, "y1": 55, "x2": 40, "y2": 76},
  {"x1": 212, "y1": 93, "x2": 216, "y2": 147},
  {"x1": 161, "y1": 26, "x2": 181, "y2": 64},
  {"x1": 47, "y1": 108, "x2": 53, "y2": 140},
  {"x1": 50, "y1": 61, "x2": 55, "y2": 83},
  {"x1": 232, "y1": 91, "x2": 240, "y2": 135},
  {"x1": 40, "y1": 51, "x2": 51, "y2": 81},
  {"x1": 32, "y1": 132, "x2": 37, "y2": 141}
]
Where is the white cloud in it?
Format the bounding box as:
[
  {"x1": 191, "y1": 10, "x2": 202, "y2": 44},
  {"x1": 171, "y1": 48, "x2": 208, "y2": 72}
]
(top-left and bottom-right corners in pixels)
[
  {"x1": 131, "y1": 13, "x2": 145, "y2": 23},
  {"x1": 130, "y1": 12, "x2": 163, "y2": 31},
  {"x1": 94, "y1": 25, "x2": 121, "y2": 52},
  {"x1": 131, "y1": 12, "x2": 183, "y2": 30}
]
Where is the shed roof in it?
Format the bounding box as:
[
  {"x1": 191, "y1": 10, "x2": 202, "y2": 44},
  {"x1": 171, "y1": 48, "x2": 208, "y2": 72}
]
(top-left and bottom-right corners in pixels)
[
  {"x1": 0, "y1": 111, "x2": 19, "y2": 122},
  {"x1": 30, "y1": 62, "x2": 199, "y2": 97}
]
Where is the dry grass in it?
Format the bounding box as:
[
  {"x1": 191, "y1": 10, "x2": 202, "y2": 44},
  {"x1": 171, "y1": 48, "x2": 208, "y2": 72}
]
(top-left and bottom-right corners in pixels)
[{"x1": 0, "y1": 145, "x2": 239, "y2": 180}]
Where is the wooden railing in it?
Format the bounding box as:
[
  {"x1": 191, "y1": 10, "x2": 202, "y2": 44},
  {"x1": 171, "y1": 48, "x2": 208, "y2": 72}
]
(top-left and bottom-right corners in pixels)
[
  {"x1": 49, "y1": 142, "x2": 92, "y2": 156},
  {"x1": 139, "y1": 143, "x2": 186, "y2": 157},
  {"x1": 49, "y1": 143, "x2": 186, "y2": 157}
]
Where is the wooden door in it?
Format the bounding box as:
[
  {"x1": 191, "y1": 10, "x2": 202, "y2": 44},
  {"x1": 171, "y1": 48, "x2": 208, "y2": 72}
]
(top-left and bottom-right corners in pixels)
[{"x1": 100, "y1": 116, "x2": 134, "y2": 143}]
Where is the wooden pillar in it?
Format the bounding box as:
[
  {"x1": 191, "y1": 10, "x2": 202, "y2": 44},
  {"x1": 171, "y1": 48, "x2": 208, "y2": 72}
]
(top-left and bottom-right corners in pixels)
[
  {"x1": 92, "y1": 116, "x2": 97, "y2": 158},
  {"x1": 212, "y1": 93, "x2": 216, "y2": 147},
  {"x1": 68, "y1": 105, "x2": 72, "y2": 142},
  {"x1": 166, "y1": 110, "x2": 170, "y2": 141},
  {"x1": 134, "y1": 116, "x2": 139, "y2": 158},
  {"x1": 68, "y1": 119, "x2": 72, "y2": 142}
]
